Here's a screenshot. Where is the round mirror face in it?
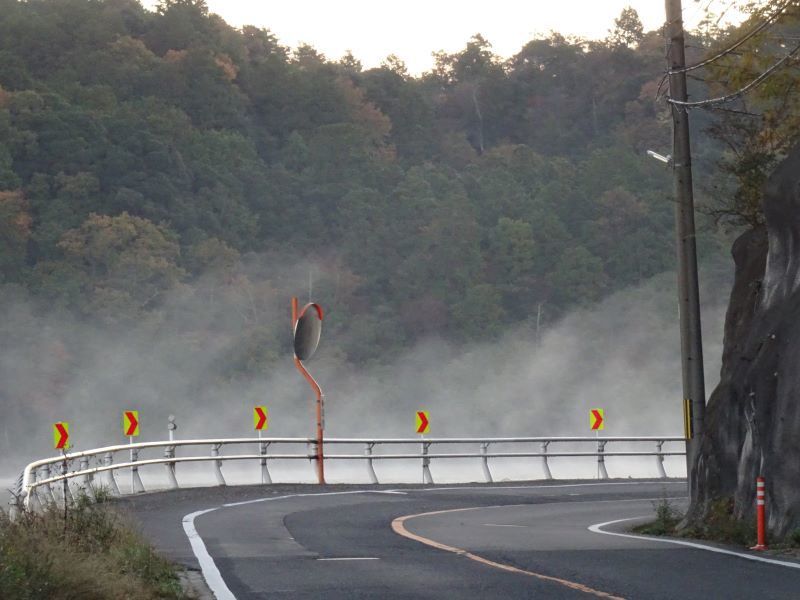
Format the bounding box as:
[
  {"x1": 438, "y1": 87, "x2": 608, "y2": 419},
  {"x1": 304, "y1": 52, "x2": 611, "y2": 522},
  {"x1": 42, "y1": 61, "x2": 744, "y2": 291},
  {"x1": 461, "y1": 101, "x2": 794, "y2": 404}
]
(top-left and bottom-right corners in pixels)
[{"x1": 294, "y1": 303, "x2": 323, "y2": 360}]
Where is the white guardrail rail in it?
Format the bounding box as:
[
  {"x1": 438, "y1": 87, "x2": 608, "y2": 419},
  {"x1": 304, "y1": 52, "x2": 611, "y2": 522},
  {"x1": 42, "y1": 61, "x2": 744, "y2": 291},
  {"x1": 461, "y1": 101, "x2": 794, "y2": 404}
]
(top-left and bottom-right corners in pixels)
[{"x1": 11, "y1": 436, "x2": 686, "y2": 511}]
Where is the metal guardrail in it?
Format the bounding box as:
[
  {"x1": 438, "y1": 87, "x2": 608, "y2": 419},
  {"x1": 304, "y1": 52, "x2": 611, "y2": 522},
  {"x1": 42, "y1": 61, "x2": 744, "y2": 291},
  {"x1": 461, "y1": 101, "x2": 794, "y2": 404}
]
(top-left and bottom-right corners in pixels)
[{"x1": 14, "y1": 436, "x2": 685, "y2": 511}]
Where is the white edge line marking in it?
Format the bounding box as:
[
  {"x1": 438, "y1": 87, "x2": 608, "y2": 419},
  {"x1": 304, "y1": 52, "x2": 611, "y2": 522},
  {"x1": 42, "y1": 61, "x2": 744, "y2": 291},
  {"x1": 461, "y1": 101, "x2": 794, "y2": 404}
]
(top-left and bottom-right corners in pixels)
[
  {"x1": 182, "y1": 508, "x2": 237, "y2": 600},
  {"x1": 183, "y1": 489, "x2": 411, "y2": 599},
  {"x1": 589, "y1": 517, "x2": 800, "y2": 569},
  {"x1": 413, "y1": 481, "x2": 685, "y2": 492},
  {"x1": 317, "y1": 557, "x2": 381, "y2": 561},
  {"x1": 182, "y1": 480, "x2": 684, "y2": 598}
]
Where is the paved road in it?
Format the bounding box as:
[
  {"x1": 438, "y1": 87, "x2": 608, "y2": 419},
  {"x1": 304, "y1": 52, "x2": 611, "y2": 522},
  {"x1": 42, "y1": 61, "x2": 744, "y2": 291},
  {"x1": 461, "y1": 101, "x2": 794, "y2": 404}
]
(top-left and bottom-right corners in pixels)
[{"x1": 122, "y1": 480, "x2": 800, "y2": 599}]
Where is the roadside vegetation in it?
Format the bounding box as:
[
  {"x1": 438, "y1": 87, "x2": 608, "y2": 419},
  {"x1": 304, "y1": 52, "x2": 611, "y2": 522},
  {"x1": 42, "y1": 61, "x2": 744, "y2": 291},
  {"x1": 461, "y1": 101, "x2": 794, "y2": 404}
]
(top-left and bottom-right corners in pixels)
[
  {"x1": 633, "y1": 496, "x2": 683, "y2": 537},
  {"x1": 635, "y1": 496, "x2": 761, "y2": 548},
  {"x1": 0, "y1": 491, "x2": 189, "y2": 599},
  {"x1": 681, "y1": 498, "x2": 756, "y2": 547}
]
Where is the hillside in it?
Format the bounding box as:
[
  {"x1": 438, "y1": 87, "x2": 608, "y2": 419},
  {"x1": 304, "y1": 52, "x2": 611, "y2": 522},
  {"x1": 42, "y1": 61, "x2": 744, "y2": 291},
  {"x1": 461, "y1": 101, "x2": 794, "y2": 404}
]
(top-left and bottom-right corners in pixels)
[{"x1": 0, "y1": 0, "x2": 740, "y2": 458}]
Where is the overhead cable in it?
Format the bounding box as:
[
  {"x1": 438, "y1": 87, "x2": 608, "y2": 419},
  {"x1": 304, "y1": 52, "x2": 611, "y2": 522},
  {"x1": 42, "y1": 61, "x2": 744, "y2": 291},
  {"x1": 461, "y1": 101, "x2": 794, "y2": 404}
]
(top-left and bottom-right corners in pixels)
[
  {"x1": 671, "y1": 0, "x2": 793, "y2": 75},
  {"x1": 656, "y1": 0, "x2": 794, "y2": 100},
  {"x1": 668, "y1": 40, "x2": 800, "y2": 107}
]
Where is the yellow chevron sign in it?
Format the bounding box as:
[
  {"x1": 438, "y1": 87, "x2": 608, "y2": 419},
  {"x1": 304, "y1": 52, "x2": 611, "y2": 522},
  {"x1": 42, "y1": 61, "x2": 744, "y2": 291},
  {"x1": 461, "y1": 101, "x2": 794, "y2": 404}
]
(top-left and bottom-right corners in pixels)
[
  {"x1": 254, "y1": 406, "x2": 268, "y2": 431},
  {"x1": 590, "y1": 409, "x2": 604, "y2": 431},
  {"x1": 53, "y1": 422, "x2": 69, "y2": 450},
  {"x1": 416, "y1": 411, "x2": 429, "y2": 434},
  {"x1": 123, "y1": 410, "x2": 139, "y2": 437}
]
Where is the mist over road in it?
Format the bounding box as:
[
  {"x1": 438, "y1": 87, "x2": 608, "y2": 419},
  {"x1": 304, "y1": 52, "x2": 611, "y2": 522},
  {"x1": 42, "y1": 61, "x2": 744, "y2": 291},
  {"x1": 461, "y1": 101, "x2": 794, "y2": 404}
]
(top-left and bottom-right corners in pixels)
[{"x1": 121, "y1": 480, "x2": 800, "y2": 599}]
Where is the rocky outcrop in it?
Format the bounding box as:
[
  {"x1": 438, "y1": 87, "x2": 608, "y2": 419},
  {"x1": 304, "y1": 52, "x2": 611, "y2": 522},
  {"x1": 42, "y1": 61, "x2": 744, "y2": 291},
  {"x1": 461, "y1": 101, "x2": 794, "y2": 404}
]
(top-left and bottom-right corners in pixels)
[{"x1": 693, "y1": 147, "x2": 800, "y2": 537}]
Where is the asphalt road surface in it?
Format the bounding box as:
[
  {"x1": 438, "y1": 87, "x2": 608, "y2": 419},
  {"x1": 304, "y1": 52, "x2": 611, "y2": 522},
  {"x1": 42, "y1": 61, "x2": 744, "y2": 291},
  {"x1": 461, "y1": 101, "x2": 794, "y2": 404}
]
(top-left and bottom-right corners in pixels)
[{"x1": 122, "y1": 480, "x2": 800, "y2": 599}]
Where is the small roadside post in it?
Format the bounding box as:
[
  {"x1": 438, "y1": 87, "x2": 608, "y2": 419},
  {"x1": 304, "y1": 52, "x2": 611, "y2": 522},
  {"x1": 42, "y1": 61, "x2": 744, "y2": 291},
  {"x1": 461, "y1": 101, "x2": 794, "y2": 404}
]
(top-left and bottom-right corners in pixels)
[
  {"x1": 416, "y1": 411, "x2": 432, "y2": 484},
  {"x1": 254, "y1": 406, "x2": 271, "y2": 484},
  {"x1": 53, "y1": 422, "x2": 70, "y2": 521},
  {"x1": 751, "y1": 476, "x2": 768, "y2": 551},
  {"x1": 164, "y1": 415, "x2": 178, "y2": 489},
  {"x1": 590, "y1": 408, "x2": 606, "y2": 479},
  {"x1": 123, "y1": 410, "x2": 143, "y2": 493},
  {"x1": 167, "y1": 414, "x2": 177, "y2": 442}
]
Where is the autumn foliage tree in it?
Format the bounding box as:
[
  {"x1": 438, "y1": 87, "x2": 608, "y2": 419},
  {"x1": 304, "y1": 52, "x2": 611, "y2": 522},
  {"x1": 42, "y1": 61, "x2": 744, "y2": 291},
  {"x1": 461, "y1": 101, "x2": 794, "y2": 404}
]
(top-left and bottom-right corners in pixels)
[
  {"x1": 55, "y1": 212, "x2": 185, "y2": 322},
  {"x1": 0, "y1": 0, "x2": 727, "y2": 365}
]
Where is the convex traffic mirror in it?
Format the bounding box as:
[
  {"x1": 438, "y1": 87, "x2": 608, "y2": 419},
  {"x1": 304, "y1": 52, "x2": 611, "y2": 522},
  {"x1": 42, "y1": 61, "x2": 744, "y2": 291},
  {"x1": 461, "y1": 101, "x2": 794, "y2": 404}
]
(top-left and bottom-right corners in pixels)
[{"x1": 293, "y1": 303, "x2": 323, "y2": 361}]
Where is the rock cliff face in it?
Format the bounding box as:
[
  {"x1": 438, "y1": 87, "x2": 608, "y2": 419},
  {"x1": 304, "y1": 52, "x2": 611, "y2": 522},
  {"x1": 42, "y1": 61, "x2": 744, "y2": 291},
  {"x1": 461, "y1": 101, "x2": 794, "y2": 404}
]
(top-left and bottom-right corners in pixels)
[{"x1": 693, "y1": 147, "x2": 800, "y2": 537}]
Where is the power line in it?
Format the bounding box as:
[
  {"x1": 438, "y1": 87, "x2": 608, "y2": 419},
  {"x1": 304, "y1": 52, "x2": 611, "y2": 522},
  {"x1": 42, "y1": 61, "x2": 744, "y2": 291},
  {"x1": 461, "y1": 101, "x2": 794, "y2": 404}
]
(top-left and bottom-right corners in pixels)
[
  {"x1": 702, "y1": 105, "x2": 764, "y2": 117},
  {"x1": 668, "y1": 40, "x2": 800, "y2": 107},
  {"x1": 672, "y1": 0, "x2": 793, "y2": 75},
  {"x1": 655, "y1": 0, "x2": 794, "y2": 100}
]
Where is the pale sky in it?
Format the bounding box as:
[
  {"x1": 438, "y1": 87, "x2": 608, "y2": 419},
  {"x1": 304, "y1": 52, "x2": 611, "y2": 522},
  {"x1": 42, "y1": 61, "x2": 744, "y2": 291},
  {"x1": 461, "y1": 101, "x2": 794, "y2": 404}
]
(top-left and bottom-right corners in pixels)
[{"x1": 141, "y1": 0, "x2": 742, "y2": 74}]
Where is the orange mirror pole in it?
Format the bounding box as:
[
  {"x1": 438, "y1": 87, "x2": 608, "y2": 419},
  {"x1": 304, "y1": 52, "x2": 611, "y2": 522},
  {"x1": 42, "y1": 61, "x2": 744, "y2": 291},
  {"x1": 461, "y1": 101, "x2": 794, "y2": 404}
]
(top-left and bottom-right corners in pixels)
[{"x1": 292, "y1": 297, "x2": 325, "y2": 484}]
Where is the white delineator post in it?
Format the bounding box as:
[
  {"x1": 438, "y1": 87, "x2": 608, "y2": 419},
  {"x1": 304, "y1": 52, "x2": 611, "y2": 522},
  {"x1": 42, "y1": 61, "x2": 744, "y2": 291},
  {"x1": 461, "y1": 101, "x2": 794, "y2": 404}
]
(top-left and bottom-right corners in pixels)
[
  {"x1": 596, "y1": 429, "x2": 599, "y2": 479},
  {"x1": 129, "y1": 435, "x2": 135, "y2": 493},
  {"x1": 165, "y1": 415, "x2": 178, "y2": 489},
  {"x1": 258, "y1": 429, "x2": 272, "y2": 484},
  {"x1": 365, "y1": 442, "x2": 378, "y2": 484}
]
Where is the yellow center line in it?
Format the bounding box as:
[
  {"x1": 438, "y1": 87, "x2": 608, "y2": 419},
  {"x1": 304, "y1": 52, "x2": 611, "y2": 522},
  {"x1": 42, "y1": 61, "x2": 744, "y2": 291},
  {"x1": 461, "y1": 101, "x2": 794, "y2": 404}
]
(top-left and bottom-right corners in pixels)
[{"x1": 391, "y1": 506, "x2": 626, "y2": 600}]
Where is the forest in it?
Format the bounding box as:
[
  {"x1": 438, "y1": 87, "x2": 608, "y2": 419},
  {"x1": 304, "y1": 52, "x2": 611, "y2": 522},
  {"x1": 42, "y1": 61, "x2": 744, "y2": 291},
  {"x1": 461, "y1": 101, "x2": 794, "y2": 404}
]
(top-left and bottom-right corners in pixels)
[{"x1": 1, "y1": 0, "x2": 795, "y2": 438}]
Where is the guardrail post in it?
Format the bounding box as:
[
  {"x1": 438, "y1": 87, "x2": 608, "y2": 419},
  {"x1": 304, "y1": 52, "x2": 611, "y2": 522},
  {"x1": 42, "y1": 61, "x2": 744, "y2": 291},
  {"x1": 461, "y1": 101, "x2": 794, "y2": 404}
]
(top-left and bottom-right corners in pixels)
[
  {"x1": 164, "y1": 445, "x2": 179, "y2": 489},
  {"x1": 308, "y1": 440, "x2": 319, "y2": 479},
  {"x1": 79, "y1": 457, "x2": 92, "y2": 491},
  {"x1": 41, "y1": 465, "x2": 56, "y2": 504},
  {"x1": 9, "y1": 493, "x2": 22, "y2": 519},
  {"x1": 104, "y1": 452, "x2": 120, "y2": 496},
  {"x1": 28, "y1": 470, "x2": 41, "y2": 512},
  {"x1": 655, "y1": 440, "x2": 667, "y2": 479},
  {"x1": 130, "y1": 446, "x2": 145, "y2": 494},
  {"x1": 422, "y1": 441, "x2": 433, "y2": 484},
  {"x1": 8, "y1": 472, "x2": 23, "y2": 518},
  {"x1": 211, "y1": 444, "x2": 226, "y2": 486},
  {"x1": 260, "y1": 441, "x2": 272, "y2": 485},
  {"x1": 168, "y1": 414, "x2": 177, "y2": 441},
  {"x1": 365, "y1": 442, "x2": 379, "y2": 484},
  {"x1": 480, "y1": 442, "x2": 493, "y2": 483},
  {"x1": 597, "y1": 440, "x2": 609, "y2": 479},
  {"x1": 541, "y1": 441, "x2": 553, "y2": 480},
  {"x1": 165, "y1": 415, "x2": 179, "y2": 487}
]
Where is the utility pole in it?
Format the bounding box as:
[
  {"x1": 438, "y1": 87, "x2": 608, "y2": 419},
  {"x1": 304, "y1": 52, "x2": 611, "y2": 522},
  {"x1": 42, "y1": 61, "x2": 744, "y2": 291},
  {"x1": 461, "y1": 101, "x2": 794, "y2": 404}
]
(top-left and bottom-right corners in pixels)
[{"x1": 665, "y1": 0, "x2": 706, "y2": 499}]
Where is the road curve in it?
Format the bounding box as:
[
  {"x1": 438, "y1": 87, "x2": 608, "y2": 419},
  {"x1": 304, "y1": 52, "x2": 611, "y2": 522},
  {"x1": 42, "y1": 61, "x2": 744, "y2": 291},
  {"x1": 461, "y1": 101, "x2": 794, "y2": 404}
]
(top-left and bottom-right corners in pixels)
[{"x1": 121, "y1": 480, "x2": 800, "y2": 599}]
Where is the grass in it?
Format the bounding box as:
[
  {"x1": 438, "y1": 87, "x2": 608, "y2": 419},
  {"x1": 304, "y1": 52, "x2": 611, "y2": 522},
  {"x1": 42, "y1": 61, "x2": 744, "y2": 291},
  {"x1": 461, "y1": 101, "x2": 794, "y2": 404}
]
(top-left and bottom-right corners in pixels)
[
  {"x1": 680, "y1": 497, "x2": 756, "y2": 547},
  {"x1": 0, "y1": 488, "x2": 190, "y2": 599},
  {"x1": 789, "y1": 528, "x2": 800, "y2": 547},
  {"x1": 632, "y1": 496, "x2": 683, "y2": 536},
  {"x1": 633, "y1": 496, "x2": 759, "y2": 548}
]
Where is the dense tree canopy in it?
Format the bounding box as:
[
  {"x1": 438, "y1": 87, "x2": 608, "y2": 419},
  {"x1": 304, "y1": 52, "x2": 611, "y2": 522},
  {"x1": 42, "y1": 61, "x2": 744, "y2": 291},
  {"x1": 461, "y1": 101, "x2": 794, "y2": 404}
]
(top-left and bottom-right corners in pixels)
[
  {"x1": 698, "y1": 0, "x2": 800, "y2": 227},
  {"x1": 0, "y1": 0, "x2": 739, "y2": 397}
]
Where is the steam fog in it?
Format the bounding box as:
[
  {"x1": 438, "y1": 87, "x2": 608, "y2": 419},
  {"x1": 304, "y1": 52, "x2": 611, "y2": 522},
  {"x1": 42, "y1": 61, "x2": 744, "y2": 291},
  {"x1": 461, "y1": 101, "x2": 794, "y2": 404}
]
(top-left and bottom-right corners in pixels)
[{"x1": 1, "y1": 254, "x2": 731, "y2": 487}]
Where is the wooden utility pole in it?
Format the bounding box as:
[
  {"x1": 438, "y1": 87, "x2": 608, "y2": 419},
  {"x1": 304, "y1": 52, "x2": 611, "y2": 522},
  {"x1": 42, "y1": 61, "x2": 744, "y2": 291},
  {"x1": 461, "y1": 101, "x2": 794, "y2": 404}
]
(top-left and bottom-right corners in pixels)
[{"x1": 665, "y1": 0, "x2": 706, "y2": 498}]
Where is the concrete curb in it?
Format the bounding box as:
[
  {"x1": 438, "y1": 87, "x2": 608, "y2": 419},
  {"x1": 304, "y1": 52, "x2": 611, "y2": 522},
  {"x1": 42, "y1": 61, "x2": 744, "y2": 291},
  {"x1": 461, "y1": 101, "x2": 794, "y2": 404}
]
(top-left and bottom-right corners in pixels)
[{"x1": 179, "y1": 568, "x2": 216, "y2": 600}]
